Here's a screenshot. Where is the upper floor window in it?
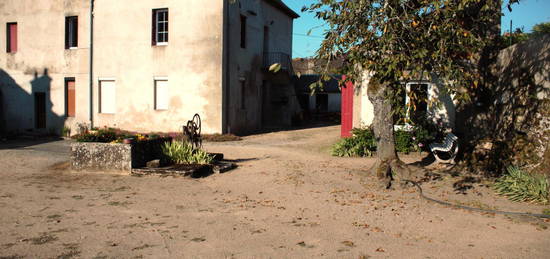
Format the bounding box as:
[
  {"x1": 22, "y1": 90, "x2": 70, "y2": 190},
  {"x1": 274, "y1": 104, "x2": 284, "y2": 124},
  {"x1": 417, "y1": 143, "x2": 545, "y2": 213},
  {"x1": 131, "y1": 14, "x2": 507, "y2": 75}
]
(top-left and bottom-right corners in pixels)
[
  {"x1": 6, "y1": 22, "x2": 17, "y2": 53},
  {"x1": 65, "y1": 16, "x2": 78, "y2": 49},
  {"x1": 152, "y1": 8, "x2": 169, "y2": 46},
  {"x1": 240, "y1": 15, "x2": 247, "y2": 48}
]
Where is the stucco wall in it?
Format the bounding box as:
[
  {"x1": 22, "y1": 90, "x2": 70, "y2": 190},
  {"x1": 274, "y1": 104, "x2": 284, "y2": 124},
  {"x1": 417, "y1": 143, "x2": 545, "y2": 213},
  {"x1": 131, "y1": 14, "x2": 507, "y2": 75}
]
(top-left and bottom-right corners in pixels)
[
  {"x1": 1, "y1": 0, "x2": 296, "y2": 135},
  {"x1": 92, "y1": 0, "x2": 224, "y2": 134},
  {"x1": 0, "y1": 0, "x2": 90, "y2": 134}
]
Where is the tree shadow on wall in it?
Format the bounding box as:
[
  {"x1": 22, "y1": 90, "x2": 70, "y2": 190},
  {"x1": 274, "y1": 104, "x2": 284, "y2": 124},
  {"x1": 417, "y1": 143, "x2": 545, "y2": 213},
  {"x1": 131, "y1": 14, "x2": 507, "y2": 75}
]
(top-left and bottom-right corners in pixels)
[{"x1": 456, "y1": 35, "x2": 550, "y2": 176}]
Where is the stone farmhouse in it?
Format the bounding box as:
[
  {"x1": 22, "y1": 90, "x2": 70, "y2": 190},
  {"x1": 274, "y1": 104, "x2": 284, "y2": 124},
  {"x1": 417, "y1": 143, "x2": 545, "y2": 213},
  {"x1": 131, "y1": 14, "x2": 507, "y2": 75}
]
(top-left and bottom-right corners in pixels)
[{"x1": 0, "y1": 0, "x2": 299, "y2": 136}]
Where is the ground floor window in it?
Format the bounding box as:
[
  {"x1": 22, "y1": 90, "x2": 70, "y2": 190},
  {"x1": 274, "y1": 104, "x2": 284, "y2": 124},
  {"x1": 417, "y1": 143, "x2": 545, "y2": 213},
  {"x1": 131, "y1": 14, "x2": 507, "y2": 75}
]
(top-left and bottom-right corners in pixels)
[
  {"x1": 99, "y1": 80, "x2": 116, "y2": 114},
  {"x1": 154, "y1": 78, "x2": 168, "y2": 110},
  {"x1": 65, "y1": 78, "x2": 75, "y2": 117},
  {"x1": 394, "y1": 82, "x2": 429, "y2": 125}
]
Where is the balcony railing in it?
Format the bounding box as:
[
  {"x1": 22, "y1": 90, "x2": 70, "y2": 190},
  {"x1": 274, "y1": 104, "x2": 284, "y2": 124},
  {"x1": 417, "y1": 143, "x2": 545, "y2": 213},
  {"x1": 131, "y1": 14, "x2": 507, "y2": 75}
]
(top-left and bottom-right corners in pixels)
[{"x1": 263, "y1": 52, "x2": 294, "y2": 75}]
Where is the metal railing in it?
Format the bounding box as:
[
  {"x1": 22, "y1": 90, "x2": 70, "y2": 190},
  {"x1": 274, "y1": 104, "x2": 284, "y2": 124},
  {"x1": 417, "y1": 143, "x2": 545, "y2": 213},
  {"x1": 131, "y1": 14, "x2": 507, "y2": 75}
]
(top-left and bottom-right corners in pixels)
[{"x1": 263, "y1": 52, "x2": 294, "y2": 74}]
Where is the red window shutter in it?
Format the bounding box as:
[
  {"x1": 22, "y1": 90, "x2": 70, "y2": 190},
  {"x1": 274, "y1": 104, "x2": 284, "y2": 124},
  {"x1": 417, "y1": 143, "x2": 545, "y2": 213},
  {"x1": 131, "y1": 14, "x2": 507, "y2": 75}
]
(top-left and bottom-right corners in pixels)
[
  {"x1": 67, "y1": 80, "x2": 76, "y2": 117},
  {"x1": 152, "y1": 10, "x2": 157, "y2": 45},
  {"x1": 7, "y1": 23, "x2": 17, "y2": 53}
]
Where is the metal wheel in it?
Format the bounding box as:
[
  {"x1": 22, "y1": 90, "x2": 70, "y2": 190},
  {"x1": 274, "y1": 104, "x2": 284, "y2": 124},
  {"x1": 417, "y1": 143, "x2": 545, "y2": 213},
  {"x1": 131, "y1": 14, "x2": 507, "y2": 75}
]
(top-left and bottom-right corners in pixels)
[{"x1": 192, "y1": 114, "x2": 201, "y2": 136}]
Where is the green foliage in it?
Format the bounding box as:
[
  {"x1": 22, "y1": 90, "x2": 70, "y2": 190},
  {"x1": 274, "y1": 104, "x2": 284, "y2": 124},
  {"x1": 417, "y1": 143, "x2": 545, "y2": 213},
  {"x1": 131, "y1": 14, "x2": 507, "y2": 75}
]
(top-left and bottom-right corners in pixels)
[
  {"x1": 305, "y1": 0, "x2": 501, "y2": 94},
  {"x1": 62, "y1": 126, "x2": 71, "y2": 137},
  {"x1": 76, "y1": 128, "x2": 117, "y2": 143},
  {"x1": 493, "y1": 166, "x2": 549, "y2": 204},
  {"x1": 332, "y1": 124, "x2": 439, "y2": 156},
  {"x1": 161, "y1": 141, "x2": 213, "y2": 165},
  {"x1": 331, "y1": 128, "x2": 377, "y2": 157},
  {"x1": 532, "y1": 21, "x2": 550, "y2": 38},
  {"x1": 394, "y1": 130, "x2": 413, "y2": 153}
]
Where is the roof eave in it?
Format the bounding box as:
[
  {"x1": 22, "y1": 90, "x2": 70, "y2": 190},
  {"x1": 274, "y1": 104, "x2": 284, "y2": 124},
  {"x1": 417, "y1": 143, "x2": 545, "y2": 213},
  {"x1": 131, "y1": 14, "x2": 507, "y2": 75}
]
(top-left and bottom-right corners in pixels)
[{"x1": 266, "y1": 0, "x2": 300, "y2": 19}]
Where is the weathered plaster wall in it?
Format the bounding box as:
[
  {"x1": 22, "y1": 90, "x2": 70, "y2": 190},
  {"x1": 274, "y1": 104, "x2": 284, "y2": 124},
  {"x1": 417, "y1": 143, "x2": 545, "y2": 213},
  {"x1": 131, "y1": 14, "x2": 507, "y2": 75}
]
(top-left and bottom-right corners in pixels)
[
  {"x1": 0, "y1": 0, "x2": 90, "y2": 134},
  {"x1": 225, "y1": 0, "x2": 296, "y2": 133},
  {"x1": 92, "y1": 0, "x2": 224, "y2": 134}
]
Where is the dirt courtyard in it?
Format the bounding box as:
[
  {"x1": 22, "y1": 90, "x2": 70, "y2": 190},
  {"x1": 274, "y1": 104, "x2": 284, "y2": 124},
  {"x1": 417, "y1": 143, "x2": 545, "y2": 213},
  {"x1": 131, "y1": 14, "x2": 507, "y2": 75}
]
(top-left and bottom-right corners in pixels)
[{"x1": 1, "y1": 126, "x2": 549, "y2": 258}]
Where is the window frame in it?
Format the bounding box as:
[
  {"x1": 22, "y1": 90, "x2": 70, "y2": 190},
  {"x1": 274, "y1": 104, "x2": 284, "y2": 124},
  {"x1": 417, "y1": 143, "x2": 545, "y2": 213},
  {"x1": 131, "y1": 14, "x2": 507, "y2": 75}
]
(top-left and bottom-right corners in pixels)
[
  {"x1": 154, "y1": 77, "x2": 169, "y2": 111},
  {"x1": 65, "y1": 77, "x2": 76, "y2": 117},
  {"x1": 394, "y1": 81, "x2": 432, "y2": 130},
  {"x1": 65, "y1": 16, "x2": 78, "y2": 49},
  {"x1": 152, "y1": 8, "x2": 169, "y2": 46},
  {"x1": 240, "y1": 15, "x2": 247, "y2": 49},
  {"x1": 6, "y1": 22, "x2": 17, "y2": 53},
  {"x1": 98, "y1": 79, "x2": 116, "y2": 114}
]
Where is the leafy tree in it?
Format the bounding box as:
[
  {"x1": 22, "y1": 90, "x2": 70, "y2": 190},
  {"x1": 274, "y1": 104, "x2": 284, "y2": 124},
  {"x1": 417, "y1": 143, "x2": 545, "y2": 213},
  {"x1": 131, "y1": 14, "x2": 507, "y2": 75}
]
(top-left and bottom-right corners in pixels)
[
  {"x1": 531, "y1": 21, "x2": 550, "y2": 37},
  {"x1": 305, "y1": 0, "x2": 512, "y2": 188}
]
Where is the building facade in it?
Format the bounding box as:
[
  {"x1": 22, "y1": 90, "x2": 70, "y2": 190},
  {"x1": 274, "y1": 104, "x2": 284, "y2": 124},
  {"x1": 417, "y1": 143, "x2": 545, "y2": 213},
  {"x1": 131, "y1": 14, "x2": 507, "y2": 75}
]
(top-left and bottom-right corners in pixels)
[{"x1": 0, "y1": 0, "x2": 298, "y2": 136}]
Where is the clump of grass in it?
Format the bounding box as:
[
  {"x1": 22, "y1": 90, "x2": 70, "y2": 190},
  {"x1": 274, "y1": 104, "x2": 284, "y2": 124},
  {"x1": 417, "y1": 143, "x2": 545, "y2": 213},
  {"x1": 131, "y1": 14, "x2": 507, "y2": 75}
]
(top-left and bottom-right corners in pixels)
[
  {"x1": 493, "y1": 166, "x2": 549, "y2": 204},
  {"x1": 161, "y1": 141, "x2": 213, "y2": 165}
]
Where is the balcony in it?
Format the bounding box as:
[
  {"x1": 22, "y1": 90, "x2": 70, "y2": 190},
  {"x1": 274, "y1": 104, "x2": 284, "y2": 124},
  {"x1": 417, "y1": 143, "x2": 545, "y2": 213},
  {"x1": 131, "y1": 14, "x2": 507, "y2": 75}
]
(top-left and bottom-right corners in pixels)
[{"x1": 263, "y1": 52, "x2": 294, "y2": 75}]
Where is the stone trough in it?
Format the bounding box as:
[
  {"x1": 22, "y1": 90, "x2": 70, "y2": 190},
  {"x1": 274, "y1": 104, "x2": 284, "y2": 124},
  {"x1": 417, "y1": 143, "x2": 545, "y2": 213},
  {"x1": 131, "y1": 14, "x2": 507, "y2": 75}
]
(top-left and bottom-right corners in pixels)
[{"x1": 70, "y1": 138, "x2": 171, "y2": 173}]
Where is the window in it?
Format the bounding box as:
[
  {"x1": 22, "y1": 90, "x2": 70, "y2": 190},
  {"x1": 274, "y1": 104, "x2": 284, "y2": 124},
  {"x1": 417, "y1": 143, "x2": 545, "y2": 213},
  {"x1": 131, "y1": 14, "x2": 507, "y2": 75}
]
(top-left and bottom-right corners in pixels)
[
  {"x1": 65, "y1": 78, "x2": 76, "y2": 117},
  {"x1": 65, "y1": 16, "x2": 78, "y2": 49},
  {"x1": 99, "y1": 80, "x2": 116, "y2": 114},
  {"x1": 152, "y1": 8, "x2": 169, "y2": 45},
  {"x1": 394, "y1": 83, "x2": 429, "y2": 125},
  {"x1": 240, "y1": 80, "x2": 246, "y2": 109},
  {"x1": 154, "y1": 79, "x2": 169, "y2": 110},
  {"x1": 240, "y1": 15, "x2": 247, "y2": 48},
  {"x1": 6, "y1": 22, "x2": 17, "y2": 53}
]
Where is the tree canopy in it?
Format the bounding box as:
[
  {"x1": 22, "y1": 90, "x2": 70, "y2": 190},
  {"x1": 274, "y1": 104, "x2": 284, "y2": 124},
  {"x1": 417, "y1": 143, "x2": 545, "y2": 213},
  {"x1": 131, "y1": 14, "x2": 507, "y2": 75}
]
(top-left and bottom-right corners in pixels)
[{"x1": 306, "y1": 0, "x2": 507, "y2": 101}]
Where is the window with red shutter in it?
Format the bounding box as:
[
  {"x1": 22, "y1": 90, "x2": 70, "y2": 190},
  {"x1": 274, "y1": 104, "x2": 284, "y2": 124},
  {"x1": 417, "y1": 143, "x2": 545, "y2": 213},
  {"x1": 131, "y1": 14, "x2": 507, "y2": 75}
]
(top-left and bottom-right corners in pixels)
[
  {"x1": 6, "y1": 23, "x2": 17, "y2": 53},
  {"x1": 65, "y1": 78, "x2": 76, "y2": 117}
]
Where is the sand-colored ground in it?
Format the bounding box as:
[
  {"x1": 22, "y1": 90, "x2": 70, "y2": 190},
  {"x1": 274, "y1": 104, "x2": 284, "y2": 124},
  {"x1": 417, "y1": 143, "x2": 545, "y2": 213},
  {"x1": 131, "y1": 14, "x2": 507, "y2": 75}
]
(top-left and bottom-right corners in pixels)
[{"x1": 0, "y1": 126, "x2": 549, "y2": 258}]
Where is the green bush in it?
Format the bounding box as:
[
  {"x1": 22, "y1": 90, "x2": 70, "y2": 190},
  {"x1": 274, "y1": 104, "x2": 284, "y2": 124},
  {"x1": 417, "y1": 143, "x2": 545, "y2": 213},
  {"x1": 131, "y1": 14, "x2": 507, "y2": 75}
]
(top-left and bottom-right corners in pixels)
[
  {"x1": 493, "y1": 166, "x2": 549, "y2": 204},
  {"x1": 161, "y1": 141, "x2": 213, "y2": 165},
  {"x1": 331, "y1": 128, "x2": 377, "y2": 157}
]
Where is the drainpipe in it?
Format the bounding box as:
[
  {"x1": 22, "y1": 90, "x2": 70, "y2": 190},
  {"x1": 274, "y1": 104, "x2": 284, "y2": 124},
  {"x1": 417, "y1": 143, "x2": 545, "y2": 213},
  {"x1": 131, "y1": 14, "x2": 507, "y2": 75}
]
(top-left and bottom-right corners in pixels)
[
  {"x1": 223, "y1": 0, "x2": 231, "y2": 134},
  {"x1": 89, "y1": 0, "x2": 94, "y2": 129}
]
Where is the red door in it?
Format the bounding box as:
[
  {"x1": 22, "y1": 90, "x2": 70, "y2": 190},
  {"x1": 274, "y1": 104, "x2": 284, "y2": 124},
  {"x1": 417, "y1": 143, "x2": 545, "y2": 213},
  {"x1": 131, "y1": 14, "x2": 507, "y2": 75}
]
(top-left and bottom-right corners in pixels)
[{"x1": 341, "y1": 75, "x2": 354, "y2": 137}]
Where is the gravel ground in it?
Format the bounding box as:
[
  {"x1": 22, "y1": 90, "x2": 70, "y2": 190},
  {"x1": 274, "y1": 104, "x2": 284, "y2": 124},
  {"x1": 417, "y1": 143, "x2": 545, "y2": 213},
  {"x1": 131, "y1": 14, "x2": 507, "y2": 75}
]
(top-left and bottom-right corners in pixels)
[{"x1": 0, "y1": 126, "x2": 549, "y2": 258}]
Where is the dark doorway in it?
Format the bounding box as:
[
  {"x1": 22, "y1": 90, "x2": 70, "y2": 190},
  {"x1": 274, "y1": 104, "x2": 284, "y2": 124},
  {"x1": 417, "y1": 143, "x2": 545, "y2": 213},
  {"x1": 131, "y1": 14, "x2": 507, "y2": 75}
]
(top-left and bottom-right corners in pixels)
[
  {"x1": 315, "y1": 94, "x2": 328, "y2": 112},
  {"x1": 409, "y1": 83, "x2": 428, "y2": 124},
  {"x1": 35, "y1": 92, "x2": 46, "y2": 129}
]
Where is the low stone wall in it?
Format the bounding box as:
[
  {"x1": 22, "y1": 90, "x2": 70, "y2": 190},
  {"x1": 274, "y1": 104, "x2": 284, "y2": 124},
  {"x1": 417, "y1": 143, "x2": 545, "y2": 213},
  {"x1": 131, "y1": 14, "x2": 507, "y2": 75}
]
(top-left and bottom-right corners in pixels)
[
  {"x1": 71, "y1": 138, "x2": 172, "y2": 172},
  {"x1": 71, "y1": 142, "x2": 132, "y2": 172}
]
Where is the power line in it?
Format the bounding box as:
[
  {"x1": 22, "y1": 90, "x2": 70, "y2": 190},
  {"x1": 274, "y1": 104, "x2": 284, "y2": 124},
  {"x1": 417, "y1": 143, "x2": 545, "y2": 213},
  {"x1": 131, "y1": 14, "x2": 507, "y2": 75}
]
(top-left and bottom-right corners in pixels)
[{"x1": 293, "y1": 33, "x2": 325, "y2": 39}]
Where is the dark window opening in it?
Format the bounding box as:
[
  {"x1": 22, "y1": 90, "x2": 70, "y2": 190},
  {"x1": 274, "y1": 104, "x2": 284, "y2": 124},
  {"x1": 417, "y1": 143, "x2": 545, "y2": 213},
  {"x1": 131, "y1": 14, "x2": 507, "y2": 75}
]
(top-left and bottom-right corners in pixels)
[
  {"x1": 241, "y1": 81, "x2": 246, "y2": 109},
  {"x1": 35, "y1": 92, "x2": 46, "y2": 129},
  {"x1": 263, "y1": 26, "x2": 269, "y2": 53},
  {"x1": 6, "y1": 22, "x2": 17, "y2": 53},
  {"x1": 65, "y1": 16, "x2": 78, "y2": 49},
  {"x1": 65, "y1": 78, "x2": 76, "y2": 117},
  {"x1": 152, "y1": 8, "x2": 169, "y2": 45},
  {"x1": 408, "y1": 83, "x2": 428, "y2": 125},
  {"x1": 240, "y1": 15, "x2": 247, "y2": 48},
  {"x1": 315, "y1": 94, "x2": 328, "y2": 112}
]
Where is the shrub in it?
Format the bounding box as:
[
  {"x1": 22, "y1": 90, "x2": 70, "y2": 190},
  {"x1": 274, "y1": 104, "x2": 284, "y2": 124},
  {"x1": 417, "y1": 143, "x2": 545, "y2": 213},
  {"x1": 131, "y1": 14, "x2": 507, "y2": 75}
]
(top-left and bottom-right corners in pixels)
[
  {"x1": 493, "y1": 166, "x2": 549, "y2": 204},
  {"x1": 332, "y1": 122, "x2": 443, "y2": 156},
  {"x1": 161, "y1": 141, "x2": 213, "y2": 165},
  {"x1": 331, "y1": 128, "x2": 377, "y2": 157}
]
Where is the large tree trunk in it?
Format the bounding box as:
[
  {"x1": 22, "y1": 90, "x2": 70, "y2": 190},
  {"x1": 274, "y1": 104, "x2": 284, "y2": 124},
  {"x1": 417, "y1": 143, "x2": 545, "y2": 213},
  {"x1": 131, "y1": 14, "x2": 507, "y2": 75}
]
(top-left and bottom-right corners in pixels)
[{"x1": 368, "y1": 81, "x2": 414, "y2": 188}]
